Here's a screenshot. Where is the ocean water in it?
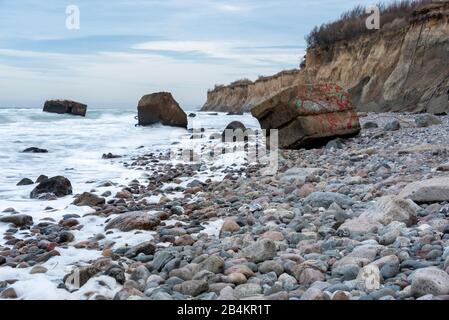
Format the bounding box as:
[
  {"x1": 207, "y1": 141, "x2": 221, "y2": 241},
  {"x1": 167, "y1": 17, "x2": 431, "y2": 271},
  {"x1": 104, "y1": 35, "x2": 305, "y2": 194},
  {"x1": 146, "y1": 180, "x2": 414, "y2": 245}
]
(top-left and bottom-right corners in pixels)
[{"x1": 0, "y1": 106, "x2": 260, "y2": 299}]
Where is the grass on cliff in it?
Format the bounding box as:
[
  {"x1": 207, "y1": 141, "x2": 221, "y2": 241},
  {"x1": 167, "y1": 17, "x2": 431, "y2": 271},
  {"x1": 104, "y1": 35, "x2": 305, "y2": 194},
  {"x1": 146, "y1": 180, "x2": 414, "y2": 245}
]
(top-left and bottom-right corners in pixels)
[{"x1": 305, "y1": 0, "x2": 433, "y2": 48}]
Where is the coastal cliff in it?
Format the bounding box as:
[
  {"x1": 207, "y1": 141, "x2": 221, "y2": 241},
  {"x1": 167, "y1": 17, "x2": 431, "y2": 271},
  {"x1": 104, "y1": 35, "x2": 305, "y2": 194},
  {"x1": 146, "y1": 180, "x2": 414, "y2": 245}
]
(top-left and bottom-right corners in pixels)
[{"x1": 202, "y1": 2, "x2": 449, "y2": 114}]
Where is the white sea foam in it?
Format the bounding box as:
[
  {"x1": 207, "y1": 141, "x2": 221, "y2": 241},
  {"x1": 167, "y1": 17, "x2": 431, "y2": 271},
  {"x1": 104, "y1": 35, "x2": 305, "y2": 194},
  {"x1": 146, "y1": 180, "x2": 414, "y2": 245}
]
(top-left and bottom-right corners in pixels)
[{"x1": 0, "y1": 107, "x2": 260, "y2": 299}]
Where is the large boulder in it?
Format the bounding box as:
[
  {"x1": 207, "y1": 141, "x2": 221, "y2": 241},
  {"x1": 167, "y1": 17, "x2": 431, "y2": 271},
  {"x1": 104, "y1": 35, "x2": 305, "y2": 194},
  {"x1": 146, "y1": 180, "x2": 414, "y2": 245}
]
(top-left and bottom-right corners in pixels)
[
  {"x1": 399, "y1": 177, "x2": 449, "y2": 203},
  {"x1": 104, "y1": 211, "x2": 160, "y2": 232},
  {"x1": 251, "y1": 84, "x2": 360, "y2": 149},
  {"x1": 30, "y1": 176, "x2": 72, "y2": 199},
  {"x1": 137, "y1": 92, "x2": 187, "y2": 128},
  {"x1": 304, "y1": 191, "x2": 354, "y2": 209},
  {"x1": 43, "y1": 100, "x2": 87, "y2": 117}
]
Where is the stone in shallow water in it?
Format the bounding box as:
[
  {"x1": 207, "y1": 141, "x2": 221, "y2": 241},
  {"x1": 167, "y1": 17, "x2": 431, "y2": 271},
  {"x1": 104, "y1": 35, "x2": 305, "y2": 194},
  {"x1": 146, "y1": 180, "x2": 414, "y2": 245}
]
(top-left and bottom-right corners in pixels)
[
  {"x1": 73, "y1": 192, "x2": 105, "y2": 207},
  {"x1": 0, "y1": 214, "x2": 33, "y2": 227},
  {"x1": 17, "y1": 178, "x2": 34, "y2": 186},
  {"x1": 30, "y1": 176, "x2": 72, "y2": 199},
  {"x1": 173, "y1": 280, "x2": 208, "y2": 297}
]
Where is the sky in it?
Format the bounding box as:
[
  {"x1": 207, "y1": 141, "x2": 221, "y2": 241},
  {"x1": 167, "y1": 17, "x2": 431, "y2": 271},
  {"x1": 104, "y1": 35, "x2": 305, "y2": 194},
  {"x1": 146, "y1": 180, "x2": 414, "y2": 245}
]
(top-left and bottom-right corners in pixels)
[{"x1": 0, "y1": 0, "x2": 391, "y2": 109}]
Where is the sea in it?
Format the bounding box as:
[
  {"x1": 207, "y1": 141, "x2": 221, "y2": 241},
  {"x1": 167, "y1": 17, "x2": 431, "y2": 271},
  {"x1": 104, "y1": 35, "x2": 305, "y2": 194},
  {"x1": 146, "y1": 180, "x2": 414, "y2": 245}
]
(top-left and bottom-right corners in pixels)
[{"x1": 0, "y1": 106, "x2": 260, "y2": 299}]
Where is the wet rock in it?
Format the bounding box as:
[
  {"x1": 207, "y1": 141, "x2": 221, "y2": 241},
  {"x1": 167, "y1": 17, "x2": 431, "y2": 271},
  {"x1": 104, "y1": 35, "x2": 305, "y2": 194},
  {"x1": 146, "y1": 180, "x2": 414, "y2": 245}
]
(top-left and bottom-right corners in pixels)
[
  {"x1": 30, "y1": 176, "x2": 72, "y2": 199},
  {"x1": 105, "y1": 212, "x2": 160, "y2": 232},
  {"x1": 137, "y1": 92, "x2": 187, "y2": 128},
  {"x1": 30, "y1": 266, "x2": 48, "y2": 274},
  {"x1": 58, "y1": 231, "x2": 75, "y2": 243},
  {"x1": 22, "y1": 147, "x2": 48, "y2": 153},
  {"x1": 104, "y1": 265, "x2": 126, "y2": 284},
  {"x1": 220, "y1": 218, "x2": 241, "y2": 234},
  {"x1": 124, "y1": 242, "x2": 156, "y2": 258},
  {"x1": 17, "y1": 178, "x2": 34, "y2": 186},
  {"x1": 115, "y1": 190, "x2": 133, "y2": 199},
  {"x1": 43, "y1": 100, "x2": 87, "y2": 116},
  {"x1": 300, "y1": 287, "x2": 329, "y2": 300},
  {"x1": 152, "y1": 251, "x2": 175, "y2": 271},
  {"x1": 73, "y1": 192, "x2": 105, "y2": 207},
  {"x1": 0, "y1": 214, "x2": 33, "y2": 227},
  {"x1": 259, "y1": 260, "x2": 284, "y2": 276}
]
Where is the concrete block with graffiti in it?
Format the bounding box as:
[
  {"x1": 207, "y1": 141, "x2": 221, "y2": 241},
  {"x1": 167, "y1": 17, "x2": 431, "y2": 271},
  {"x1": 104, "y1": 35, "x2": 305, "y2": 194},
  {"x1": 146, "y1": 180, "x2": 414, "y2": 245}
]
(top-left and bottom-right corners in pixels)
[{"x1": 251, "y1": 83, "x2": 361, "y2": 149}]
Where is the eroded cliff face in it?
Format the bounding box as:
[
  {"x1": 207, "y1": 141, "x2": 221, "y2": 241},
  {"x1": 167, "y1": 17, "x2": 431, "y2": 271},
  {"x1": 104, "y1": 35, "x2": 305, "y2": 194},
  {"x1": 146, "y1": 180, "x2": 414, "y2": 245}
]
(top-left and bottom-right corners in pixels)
[
  {"x1": 202, "y1": 2, "x2": 449, "y2": 114},
  {"x1": 201, "y1": 70, "x2": 301, "y2": 112}
]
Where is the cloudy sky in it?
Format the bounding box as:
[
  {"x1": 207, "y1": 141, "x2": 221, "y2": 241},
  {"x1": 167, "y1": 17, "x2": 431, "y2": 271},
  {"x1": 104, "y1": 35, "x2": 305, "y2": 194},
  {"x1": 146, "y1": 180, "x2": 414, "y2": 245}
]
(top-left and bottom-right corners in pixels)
[{"x1": 0, "y1": 0, "x2": 387, "y2": 109}]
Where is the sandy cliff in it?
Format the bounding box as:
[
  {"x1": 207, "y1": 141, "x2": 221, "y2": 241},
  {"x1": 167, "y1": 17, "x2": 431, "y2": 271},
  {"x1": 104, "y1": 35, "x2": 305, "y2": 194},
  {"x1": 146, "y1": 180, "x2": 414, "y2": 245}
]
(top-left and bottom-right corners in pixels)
[{"x1": 202, "y1": 2, "x2": 449, "y2": 114}]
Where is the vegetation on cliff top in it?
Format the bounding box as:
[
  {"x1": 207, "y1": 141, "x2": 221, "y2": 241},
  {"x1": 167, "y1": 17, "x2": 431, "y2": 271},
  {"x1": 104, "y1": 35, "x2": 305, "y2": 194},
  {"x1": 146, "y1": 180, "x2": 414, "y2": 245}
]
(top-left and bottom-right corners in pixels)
[{"x1": 305, "y1": 0, "x2": 433, "y2": 48}]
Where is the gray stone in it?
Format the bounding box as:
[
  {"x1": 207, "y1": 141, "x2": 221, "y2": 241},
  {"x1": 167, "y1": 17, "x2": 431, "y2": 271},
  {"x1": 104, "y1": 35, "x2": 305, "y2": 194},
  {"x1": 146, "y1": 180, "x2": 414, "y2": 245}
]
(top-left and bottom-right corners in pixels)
[
  {"x1": 384, "y1": 120, "x2": 400, "y2": 131},
  {"x1": 173, "y1": 280, "x2": 208, "y2": 297},
  {"x1": 199, "y1": 255, "x2": 224, "y2": 274},
  {"x1": 415, "y1": 114, "x2": 442, "y2": 127},
  {"x1": 304, "y1": 192, "x2": 354, "y2": 209},
  {"x1": 234, "y1": 283, "x2": 262, "y2": 299},
  {"x1": 399, "y1": 177, "x2": 449, "y2": 203},
  {"x1": 241, "y1": 239, "x2": 277, "y2": 263},
  {"x1": 0, "y1": 214, "x2": 33, "y2": 227},
  {"x1": 17, "y1": 178, "x2": 34, "y2": 186},
  {"x1": 411, "y1": 267, "x2": 449, "y2": 297}
]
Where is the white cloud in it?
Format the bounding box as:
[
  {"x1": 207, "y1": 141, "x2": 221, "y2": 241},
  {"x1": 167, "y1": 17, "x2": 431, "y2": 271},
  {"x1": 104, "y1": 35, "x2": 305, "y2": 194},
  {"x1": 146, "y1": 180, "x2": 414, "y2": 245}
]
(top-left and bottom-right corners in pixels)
[
  {"x1": 216, "y1": 4, "x2": 246, "y2": 12},
  {"x1": 132, "y1": 40, "x2": 303, "y2": 67}
]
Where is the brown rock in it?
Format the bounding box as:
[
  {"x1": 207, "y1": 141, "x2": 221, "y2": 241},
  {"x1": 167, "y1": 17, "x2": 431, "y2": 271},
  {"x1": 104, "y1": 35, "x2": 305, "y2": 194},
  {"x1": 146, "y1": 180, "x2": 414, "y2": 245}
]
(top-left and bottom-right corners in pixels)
[
  {"x1": 43, "y1": 99, "x2": 87, "y2": 116},
  {"x1": 115, "y1": 190, "x2": 133, "y2": 199},
  {"x1": 251, "y1": 84, "x2": 360, "y2": 149},
  {"x1": 104, "y1": 212, "x2": 160, "y2": 232},
  {"x1": 174, "y1": 235, "x2": 195, "y2": 246},
  {"x1": 262, "y1": 231, "x2": 284, "y2": 241},
  {"x1": 220, "y1": 219, "x2": 241, "y2": 234},
  {"x1": 137, "y1": 92, "x2": 187, "y2": 128},
  {"x1": 1, "y1": 288, "x2": 18, "y2": 299}
]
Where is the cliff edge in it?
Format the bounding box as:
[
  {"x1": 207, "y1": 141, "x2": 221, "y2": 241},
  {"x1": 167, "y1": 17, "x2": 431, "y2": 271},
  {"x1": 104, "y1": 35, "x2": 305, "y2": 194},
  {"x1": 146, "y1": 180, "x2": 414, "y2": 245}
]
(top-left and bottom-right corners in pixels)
[{"x1": 201, "y1": 2, "x2": 449, "y2": 114}]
